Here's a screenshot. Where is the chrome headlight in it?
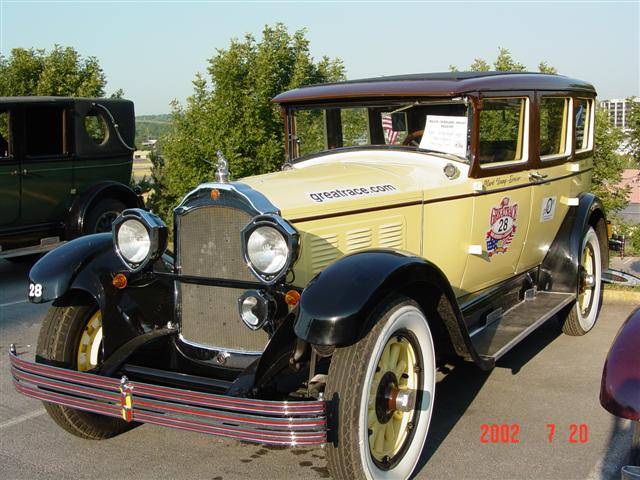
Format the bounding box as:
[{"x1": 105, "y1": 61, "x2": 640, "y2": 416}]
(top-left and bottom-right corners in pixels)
[
  {"x1": 113, "y1": 209, "x2": 167, "y2": 271},
  {"x1": 241, "y1": 215, "x2": 299, "y2": 284}
]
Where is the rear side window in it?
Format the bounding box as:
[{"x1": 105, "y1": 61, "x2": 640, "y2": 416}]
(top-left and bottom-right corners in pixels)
[
  {"x1": 478, "y1": 98, "x2": 528, "y2": 165},
  {"x1": 25, "y1": 107, "x2": 66, "y2": 157},
  {"x1": 0, "y1": 110, "x2": 9, "y2": 158},
  {"x1": 539, "y1": 97, "x2": 570, "y2": 158},
  {"x1": 574, "y1": 99, "x2": 593, "y2": 152}
]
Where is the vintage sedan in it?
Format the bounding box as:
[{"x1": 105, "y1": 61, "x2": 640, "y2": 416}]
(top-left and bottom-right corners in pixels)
[{"x1": 11, "y1": 72, "x2": 607, "y2": 479}]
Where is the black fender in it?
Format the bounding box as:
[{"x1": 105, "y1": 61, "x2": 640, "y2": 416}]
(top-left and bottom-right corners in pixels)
[
  {"x1": 29, "y1": 233, "x2": 175, "y2": 359},
  {"x1": 29, "y1": 233, "x2": 113, "y2": 303},
  {"x1": 293, "y1": 250, "x2": 492, "y2": 369},
  {"x1": 539, "y1": 192, "x2": 607, "y2": 293},
  {"x1": 66, "y1": 181, "x2": 144, "y2": 238}
]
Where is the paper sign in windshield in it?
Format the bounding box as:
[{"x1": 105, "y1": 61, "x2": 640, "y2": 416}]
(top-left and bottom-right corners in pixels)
[{"x1": 419, "y1": 115, "x2": 468, "y2": 157}]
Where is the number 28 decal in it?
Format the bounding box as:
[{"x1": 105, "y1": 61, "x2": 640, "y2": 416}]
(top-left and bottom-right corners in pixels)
[
  {"x1": 486, "y1": 197, "x2": 518, "y2": 257},
  {"x1": 28, "y1": 283, "x2": 43, "y2": 298}
]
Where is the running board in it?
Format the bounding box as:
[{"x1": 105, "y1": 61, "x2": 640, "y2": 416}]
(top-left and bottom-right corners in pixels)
[
  {"x1": 0, "y1": 237, "x2": 65, "y2": 259},
  {"x1": 471, "y1": 292, "x2": 575, "y2": 361}
]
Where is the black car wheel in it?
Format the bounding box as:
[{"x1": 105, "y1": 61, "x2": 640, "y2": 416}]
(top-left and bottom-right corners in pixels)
[
  {"x1": 84, "y1": 198, "x2": 126, "y2": 234},
  {"x1": 36, "y1": 299, "x2": 134, "y2": 439}
]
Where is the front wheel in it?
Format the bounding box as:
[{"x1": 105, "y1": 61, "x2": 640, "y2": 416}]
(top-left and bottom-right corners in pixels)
[
  {"x1": 325, "y1": 297, "x2": 436, "y2": 480},
  {"x1": 36, "y1": 301, "x2": 133, "y2": 439}
]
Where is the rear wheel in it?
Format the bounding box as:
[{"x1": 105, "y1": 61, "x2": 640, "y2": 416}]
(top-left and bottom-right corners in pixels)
[
  {"x1": 36, "y1": 301, "x2": 133, "y2": 439},
  {"x1": 325, "y1": 297, "x2": 436, "y2": 480},
  {"x1": 560, "y1": 226, "x2": 603, "y2": 336},
  {"x1": 84, "y1": 198, "x2": 126, "y2": 234}
]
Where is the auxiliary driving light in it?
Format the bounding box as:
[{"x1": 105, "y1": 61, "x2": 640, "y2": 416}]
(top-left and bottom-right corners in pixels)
[{"x1": 238, "y1": 290, "x2": 273, "y2": 330}]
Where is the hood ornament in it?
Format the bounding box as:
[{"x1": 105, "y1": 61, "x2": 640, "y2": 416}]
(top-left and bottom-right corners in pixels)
[{"x1": 215, "y1": 150, "x2": 229, "y2": 183}]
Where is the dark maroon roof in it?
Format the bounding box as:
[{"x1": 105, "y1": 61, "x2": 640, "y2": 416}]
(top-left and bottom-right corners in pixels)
[{"x1": 273, "y1": 71, "x2": 596, "y2": 105}]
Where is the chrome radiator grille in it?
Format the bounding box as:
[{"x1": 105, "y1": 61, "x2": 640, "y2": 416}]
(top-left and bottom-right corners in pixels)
[{"x1": 177, "y1": 205, "x2": 269, "y2": 352}]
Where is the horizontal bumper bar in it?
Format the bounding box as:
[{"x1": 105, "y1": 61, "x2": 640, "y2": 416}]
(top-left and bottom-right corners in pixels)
[{"x1": 10, "y1": 349, "x2": 326, "y2": 446}]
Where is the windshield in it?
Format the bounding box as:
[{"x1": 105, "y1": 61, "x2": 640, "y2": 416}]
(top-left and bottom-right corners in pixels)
[{"x1": 289, "y1": 99, "x2": 471, "y2": 162}]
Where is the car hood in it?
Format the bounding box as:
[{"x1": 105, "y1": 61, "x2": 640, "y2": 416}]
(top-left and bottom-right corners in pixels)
[{"x1": 241, "y1": 150, "x2": 470, "y2": 222}]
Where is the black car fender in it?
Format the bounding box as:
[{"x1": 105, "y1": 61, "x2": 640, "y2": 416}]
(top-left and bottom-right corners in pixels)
[
  {"x1": 293, "y1": 249, "x2": 492, "y2": 369},
  {"x1": 29, "y1": 233, "x2": 113, "y2": 304},
  {"x1": 66, "y1": 181, "x2": 144, "y2": 238},
  {"x1": 539, "y1": 192, "x2": 607, "y2": 293},
  {"x1": 29, "y1": 233, "x2": 175, "y2": 358}
]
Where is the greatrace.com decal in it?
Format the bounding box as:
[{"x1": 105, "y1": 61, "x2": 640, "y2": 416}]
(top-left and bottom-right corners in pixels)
[{"x1": 308, "y1": 184, "x2": 397, "y2": 203}]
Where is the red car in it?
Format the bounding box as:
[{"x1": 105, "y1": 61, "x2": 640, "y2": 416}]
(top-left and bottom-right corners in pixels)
[{"x1": 600, "y1": 306, "x2": 640, "y2": 475}]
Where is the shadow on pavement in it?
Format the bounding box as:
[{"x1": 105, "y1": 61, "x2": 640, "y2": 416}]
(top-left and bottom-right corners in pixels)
[
  {"x1": 599, "y1": 417, "x2": 636, "y2": 480},
  {"x1": 414, "y1": 317, "x2": 562, "y2": 477},
  {"x1": 496, "y1": 318, "x2": 562, "y2": 374}
]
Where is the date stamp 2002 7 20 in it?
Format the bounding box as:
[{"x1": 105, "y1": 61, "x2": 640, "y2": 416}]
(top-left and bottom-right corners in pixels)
[{"x1": 479, "y1": 423, "x2": 589, "y2": 444}]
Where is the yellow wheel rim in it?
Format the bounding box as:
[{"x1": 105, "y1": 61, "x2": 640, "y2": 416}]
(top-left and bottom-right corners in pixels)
[
  {"x1": 76, "y1": 311, "x2": 103, "y2": 372},
  {"x1": 579, "y1": 245, "x2": 594, "y2": 316},
  {"x1": 367, "y1": 336, "x2": 419, "y2": 462}
]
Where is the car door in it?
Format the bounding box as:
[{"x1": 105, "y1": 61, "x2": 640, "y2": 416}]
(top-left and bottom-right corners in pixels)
[
  {"x1": 518, "y1": 94, "x2": 588, "y2": 273},
  {"x1": 19, "y1": 104, "x2": 74, "y2": 226},
  {"x1": 0, "y1": 107, "x2": 20, "y2": 226},
  {"x1": 461, "y1": 95, "x2": 533, "y2": 292}
]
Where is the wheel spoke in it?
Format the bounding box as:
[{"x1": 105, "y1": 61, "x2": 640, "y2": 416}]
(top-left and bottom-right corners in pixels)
[
  {"x1": 374, "y1": 423, "x2": 385, "y2": 453},
  {"x1": 394, "y1": 359, "x2": 407, "y2": 379},
  {"x1": 388, "y1": 342, "x2": 400, "y2": 372}
]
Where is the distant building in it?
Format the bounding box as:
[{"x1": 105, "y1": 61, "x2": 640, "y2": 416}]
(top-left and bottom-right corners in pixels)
[
  {"x1": 141, "y1": 139, "x2": 158, "y2": 148},
  {"x1": 599, "y1": 98, "x2": 638, "y2": 131},
  {"x1": 618, "y1": 169, "x2": 640, "y2": 224}
]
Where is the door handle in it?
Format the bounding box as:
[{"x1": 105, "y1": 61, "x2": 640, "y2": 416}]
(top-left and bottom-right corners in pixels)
[{"x1": 529, "y1": 172, "x2": 549, "y2": 182}]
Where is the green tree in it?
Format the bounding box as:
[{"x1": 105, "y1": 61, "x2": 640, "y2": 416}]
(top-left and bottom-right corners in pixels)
[
  {"x1": 449, "y1": 47, "x2": 553, "y2": 73},
  {"x1": 592, "y1": 107, "x2": 629, "y2": 213},
  {"x1": 469, "y1": 58, "x2": 490, "y2": 72},
  {"x1": 0, "y1": 45, "x2": 114, "y2": 97},
  {"x1": 538, "y1": 61, "x2": 557, "y2": 74},
  {"x1": 626, "y1": 97, "x2": 640, "y2": 166},
  {"x1": 153, "y1": 24, "x2": 344, "y2": 223}
]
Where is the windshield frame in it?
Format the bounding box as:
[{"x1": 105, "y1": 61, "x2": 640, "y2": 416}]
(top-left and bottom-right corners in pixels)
[{"x1": 284, "y1": 97, "x2": 472, "y2": 165}]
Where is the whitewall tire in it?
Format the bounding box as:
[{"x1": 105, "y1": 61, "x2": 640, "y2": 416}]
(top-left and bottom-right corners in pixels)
[{"x1": 325, "y1": 297, "x2": 436, "y2": 480}]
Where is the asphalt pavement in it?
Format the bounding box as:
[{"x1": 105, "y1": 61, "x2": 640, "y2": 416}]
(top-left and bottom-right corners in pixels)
[{"x1": 0, "y1": 257, "x2": 637, "y2": 480}]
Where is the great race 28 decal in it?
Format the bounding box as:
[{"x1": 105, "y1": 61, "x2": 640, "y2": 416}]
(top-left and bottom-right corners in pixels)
[{"x1": 486, "y1": 197, "x2": 518, "y2": 257}]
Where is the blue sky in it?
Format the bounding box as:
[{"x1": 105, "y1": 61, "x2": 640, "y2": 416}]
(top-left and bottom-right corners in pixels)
[{"x1": 1, "y1": 1, "x2": 638, "y2": 114}]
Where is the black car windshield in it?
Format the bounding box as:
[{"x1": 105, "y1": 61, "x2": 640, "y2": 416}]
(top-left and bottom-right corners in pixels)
[{"x1": 289, "y1": 99, "x2": 471, "y2": 163}]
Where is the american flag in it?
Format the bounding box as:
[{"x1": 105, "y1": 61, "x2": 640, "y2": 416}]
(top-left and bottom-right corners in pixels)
[
  {"x1": 382, "y1": 113, "x2": 399, "y2": 145},
  {"x1": 486, "y1": 226, "x2": 516, "y2": 256}
]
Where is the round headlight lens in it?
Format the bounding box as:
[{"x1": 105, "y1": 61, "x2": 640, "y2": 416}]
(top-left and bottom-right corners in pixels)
[
  {"x1": 117, "y1": 219, "x2": 151, "y2": 264},
  {"x1": 246, "y1": 226, "x2": 289, "y2": 275}
]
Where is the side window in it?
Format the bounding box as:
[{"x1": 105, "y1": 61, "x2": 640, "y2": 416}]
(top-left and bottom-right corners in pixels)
[
  {"x1": 478, "y1": 98, "x2": 528, "y2": 166},
  {"x1": 341, "y1": 108, "x2": 369, "y2": 147},
  {"x1": 574, "y1": 98, "x2": 593, "y2": 152},
  {"x1": 294, "y1": 108, "x2": 326, "y2": 157},
  {"x1": 539, "y1": 97, "x2": 570, "y2": 159},
  {"x1": 0, "y1": 110, "x2": 10, "y2": 158},
  {"x1": 24, "y1": 107, "x2": 66, "y2": 157},
  {"x1": 84, "y1": 110, "x2": 108, "y2": 145}
]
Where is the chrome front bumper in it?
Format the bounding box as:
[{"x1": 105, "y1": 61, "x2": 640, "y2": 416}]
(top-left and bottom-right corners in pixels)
[{"x1": 9, "y1": 348, "x2": 326, "y2": 446}]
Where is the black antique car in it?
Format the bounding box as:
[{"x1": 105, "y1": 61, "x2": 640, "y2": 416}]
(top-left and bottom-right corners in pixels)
[{"x1": 0, "y1": 97, "x2": 142, "y2": 259}]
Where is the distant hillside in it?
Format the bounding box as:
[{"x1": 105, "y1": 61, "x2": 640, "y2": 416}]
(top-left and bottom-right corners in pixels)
[{"x1": 135, "y1": 114, "x2": 172, "y2": 147}]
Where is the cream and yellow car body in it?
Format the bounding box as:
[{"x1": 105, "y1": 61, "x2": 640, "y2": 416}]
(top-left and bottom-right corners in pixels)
[{"x1": 243, "y1": 150, "x2": 594, "y2": 297}]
